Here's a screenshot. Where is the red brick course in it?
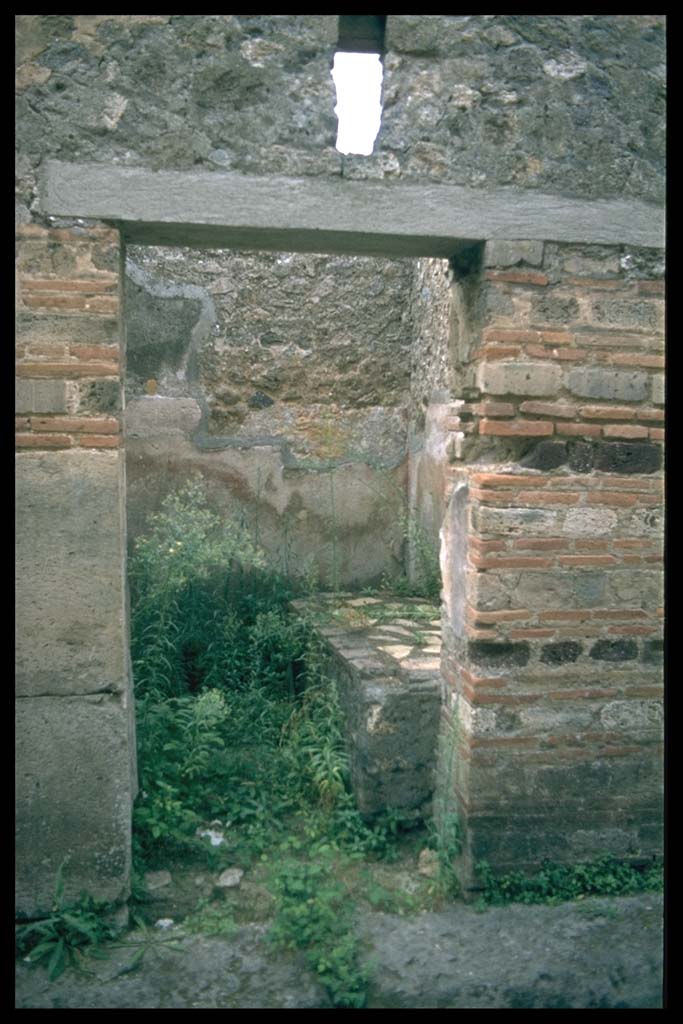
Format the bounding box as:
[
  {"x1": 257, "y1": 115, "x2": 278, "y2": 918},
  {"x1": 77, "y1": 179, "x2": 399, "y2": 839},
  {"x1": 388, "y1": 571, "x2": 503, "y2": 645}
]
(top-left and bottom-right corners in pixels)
[
  {"x1": 16, "y1": 362, "x2": 119, "y2": 378},
  {"x1": 479, "y1": 419, "x2": 554, "y2": 436}
]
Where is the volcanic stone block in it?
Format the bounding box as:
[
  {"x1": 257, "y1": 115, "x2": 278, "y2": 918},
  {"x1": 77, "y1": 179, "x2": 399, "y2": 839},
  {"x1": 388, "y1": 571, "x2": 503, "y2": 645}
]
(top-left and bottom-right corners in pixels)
[
  {"x1": 641, "y1": 639, "x2": 663, "y2": 664},
  {"x1": 540, "y1": 641, "x2": 583, "y2": 665},
  {"x1": 341, "y1": 676, "x2": 443, "y2": 816},
  {"x1": 593, "y1": 441, "x2": 662, "y2": 474},
  {"x1": 590, "y1": 639, "x2": 638, "y2": 662},
  {"x1": 520, "y1": 441, "x2": 568, "y2": 471},
  {"x1": 468, "y1": 640, "x2": 531, "y2": 669}
]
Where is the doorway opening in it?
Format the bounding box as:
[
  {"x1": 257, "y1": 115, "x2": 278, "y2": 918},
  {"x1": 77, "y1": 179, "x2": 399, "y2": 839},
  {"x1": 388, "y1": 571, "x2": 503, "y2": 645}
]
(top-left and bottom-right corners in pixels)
[{"x1": 124, "y1": 239, "x2": 465, "y2": 898}]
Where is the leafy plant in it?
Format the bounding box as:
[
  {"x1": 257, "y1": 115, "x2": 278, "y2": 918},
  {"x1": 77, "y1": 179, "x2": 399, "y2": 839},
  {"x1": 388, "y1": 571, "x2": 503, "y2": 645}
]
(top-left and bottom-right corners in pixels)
[
  {"x1": 381, "y1": 509, "x2": 441, "y2": 601},
  {"x1": 133, "y1": 689, "x2": 231, "y2": 860},
  {"x1": 282, "y1": 637, "x2": 350, "y2": 810},
  {"x1": 359, "y1": 873, "x2": 419, "y2": 915},
  {"x1": 15, "y1": 863, "x2": 117, "y2": 980},
  {"x1": 268, "y1": 854, "x2": 370, "y2": 1008},
  {"x1": 183, "y1": 900, "x2": 237, "y2": 938},
  {"x1": 129, "y1": 481, "x2": 267, "y2": 700},
  {"x1": 476, "y1": 854, "x2": 663, "y2": 907}
]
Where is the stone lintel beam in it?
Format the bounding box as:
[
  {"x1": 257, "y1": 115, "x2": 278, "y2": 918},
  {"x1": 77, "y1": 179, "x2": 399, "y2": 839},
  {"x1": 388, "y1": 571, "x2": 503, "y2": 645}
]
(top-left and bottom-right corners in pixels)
[{"x1": 43, "y1": 161, "x2": 665, "y2": 256}]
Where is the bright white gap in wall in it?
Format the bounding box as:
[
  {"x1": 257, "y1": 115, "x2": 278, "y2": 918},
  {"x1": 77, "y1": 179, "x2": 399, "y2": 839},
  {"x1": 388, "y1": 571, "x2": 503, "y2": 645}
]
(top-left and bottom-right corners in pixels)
[{"x1": 331, "y1": 52, "x2": 383, "y2": 156}]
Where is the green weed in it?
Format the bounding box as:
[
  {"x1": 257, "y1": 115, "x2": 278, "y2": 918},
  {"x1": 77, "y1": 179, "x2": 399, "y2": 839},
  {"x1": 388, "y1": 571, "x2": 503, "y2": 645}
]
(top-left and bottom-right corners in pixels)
[
  {"x1": 476, "y1": 855, "x2": 664, "y2": 907},
  {"x1": 267, "y1": 854, "x2": 370, "y2": 1008},
  {"x1": 382, "y1": 510, "x2": 441, "y2": 601},
  {"x1": 15, "y1": 863, "x2": 118, "y2": 980},
  {"x1": 183, "y1": 900, "x2": 238, "y2": 938}
]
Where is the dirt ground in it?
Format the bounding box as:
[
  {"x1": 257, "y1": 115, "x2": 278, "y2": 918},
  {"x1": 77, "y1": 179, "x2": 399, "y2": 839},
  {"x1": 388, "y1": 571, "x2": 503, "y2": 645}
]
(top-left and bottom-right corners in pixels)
[{"x1": 15, "y1": 886, "x2": 664, "y2": 1009}]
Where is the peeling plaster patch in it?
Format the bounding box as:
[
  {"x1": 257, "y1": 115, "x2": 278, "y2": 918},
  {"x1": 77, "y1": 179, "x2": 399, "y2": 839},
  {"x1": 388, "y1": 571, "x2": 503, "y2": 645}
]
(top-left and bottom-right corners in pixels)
[
  {"x1": 15, "y1": 63, "x2": 52, "y2": 91},
  {"x1": 543, "y1": 55, "x2": 587, "y2": 80},
  {"x1": 367, "y1": 704, "x2": 383, "y2": 733},
  {"x1": 451, "y1": 84, "x2": 480, "y2": 109},
  {"x1": 240, "y1": 39, "x2": 284, "y2": 67},
  {"x1": 102, "y1": 94, "x2": 129, "y2": 131}
]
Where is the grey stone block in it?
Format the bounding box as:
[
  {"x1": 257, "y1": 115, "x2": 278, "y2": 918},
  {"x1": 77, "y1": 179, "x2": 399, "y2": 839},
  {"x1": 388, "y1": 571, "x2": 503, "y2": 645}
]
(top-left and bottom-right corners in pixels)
[
  {"x1": 15, "y1": 450, "x2": 130, "y2": 696},
  {"x1": 599, "y1": 699, "x2": 662, "y2": 735},
  {"x1": 474, "y1": 506, "x2": 562, "y2": 537},
  {"x1": 15, "y1": 379, "x2": 32, "y2": 414},
  {"x1": 531, "y1": 293, "x2": 579, "y2": 324},
  {"x1": 515, "y1": 572, "x2": 574, "y2": 607},
  {"x1": 651, "y1": 374, "x2": 665, "y2": 406},
  {"x1": 15, "y1": 694, "x2": 134, "y2": 916},
  {"x1": 590, "y1": 299, "x2": 659, "y2": 330},
  {"x1": 15, "y1": 378, "x2": 68, "y2": 415},
  {"x1": 573, "y1": 571, "x2": 607, "y2": 607},
  {"x1": 75, "y1": 378, "x2": 121, "y2": 414},
  {"x1": 33, "y1": 379, "x2": 68, "y2": 414},
  {"x1": 484, "y1": 240, "x2": 544, "y2": 268},
  {"x1": 566, "y1": 368, "x2": 648, "y2": 402},
  {"x1": 125, "y1": 396, "x2": 202, "y2": 437},
  {"x1": 477, "y1": 361, "x2": 562, "y2": 397}
]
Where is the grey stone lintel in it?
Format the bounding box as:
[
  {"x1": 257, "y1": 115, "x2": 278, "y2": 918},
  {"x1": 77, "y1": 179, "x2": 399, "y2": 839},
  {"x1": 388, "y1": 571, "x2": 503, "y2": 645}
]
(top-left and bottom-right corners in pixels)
[{"x1": 44, "y1": 161, "x2": 665, "y2": 256}]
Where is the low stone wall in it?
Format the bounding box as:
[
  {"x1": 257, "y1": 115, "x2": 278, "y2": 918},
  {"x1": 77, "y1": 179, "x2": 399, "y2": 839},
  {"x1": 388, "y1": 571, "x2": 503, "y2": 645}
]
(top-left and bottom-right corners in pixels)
[{"x1": 292, "y1": 593, "x2": 442, "y2": 816}]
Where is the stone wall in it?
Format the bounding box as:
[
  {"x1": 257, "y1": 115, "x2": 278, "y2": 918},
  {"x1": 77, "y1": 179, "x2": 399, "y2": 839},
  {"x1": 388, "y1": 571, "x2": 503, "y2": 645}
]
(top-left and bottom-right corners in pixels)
[
  {"x1": 124, "y1": 246, "x2": 415, "y2": 586},
  {"x1": 376, "y1": 16, "x2": 665, "y2": 201},
  {"x1": 16, "y1": 15, "x2": 665, "y2": 216}
]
